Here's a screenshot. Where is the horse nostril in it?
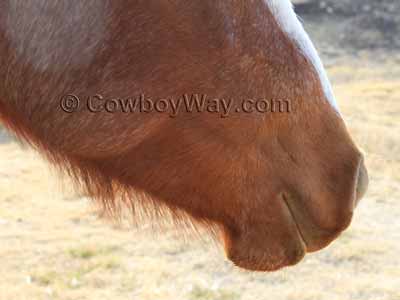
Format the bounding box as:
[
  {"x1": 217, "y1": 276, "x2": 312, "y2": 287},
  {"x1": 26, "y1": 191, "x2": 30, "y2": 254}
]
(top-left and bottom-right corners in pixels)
[{"x1": 355, "y1": 156, "x2": 369, "y2": 207}]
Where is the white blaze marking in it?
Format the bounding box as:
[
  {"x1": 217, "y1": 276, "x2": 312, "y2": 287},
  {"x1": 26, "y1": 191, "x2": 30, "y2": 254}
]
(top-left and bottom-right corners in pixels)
[{"x1": 265, "y1": 0, "x2": 340, "y2": 113}]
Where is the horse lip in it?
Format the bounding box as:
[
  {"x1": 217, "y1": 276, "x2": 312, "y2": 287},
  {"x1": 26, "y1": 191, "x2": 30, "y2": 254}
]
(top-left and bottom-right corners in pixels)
[{"x1": 282, "y1": 193, "x2": 309, "y2": 250}]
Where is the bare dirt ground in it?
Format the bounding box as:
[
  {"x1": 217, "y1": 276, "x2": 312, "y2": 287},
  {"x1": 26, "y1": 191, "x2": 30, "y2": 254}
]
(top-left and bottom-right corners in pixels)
[{"x1": 1, "y1": 2, "x2": 399, "y2": 300}]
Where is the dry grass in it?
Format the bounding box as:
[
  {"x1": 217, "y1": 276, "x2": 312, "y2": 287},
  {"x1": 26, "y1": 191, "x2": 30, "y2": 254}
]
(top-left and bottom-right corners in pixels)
[{"x1": 0, "y1": 57, "x2": 399, "y2": 300}]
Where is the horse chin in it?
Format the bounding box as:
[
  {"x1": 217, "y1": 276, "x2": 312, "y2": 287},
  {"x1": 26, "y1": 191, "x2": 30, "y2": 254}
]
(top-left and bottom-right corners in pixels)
[
  {"x1": 222, "y1": 202, "x2": 308, "y2": 272},
  {"x1": 226, "y1": 235, "x2": 307, "y2": 272}
]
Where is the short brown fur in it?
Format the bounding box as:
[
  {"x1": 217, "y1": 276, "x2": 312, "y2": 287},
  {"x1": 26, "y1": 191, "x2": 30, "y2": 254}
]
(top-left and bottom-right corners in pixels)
[{"x1": 0, "y1": 1, "x2": 368, "y2": 271}]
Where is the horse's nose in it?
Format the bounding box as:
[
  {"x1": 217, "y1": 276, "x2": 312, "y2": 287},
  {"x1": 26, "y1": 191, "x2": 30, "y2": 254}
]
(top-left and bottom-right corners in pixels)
[
  {"x1": 303, "y1": 153, "x2": 368, "y2": 252},
  {"x1": 355, "y1": 155, "x2": 368, "y2": 207},
  {"x1": 284, "y1": 151, "x2": 369, "y2": 253}
]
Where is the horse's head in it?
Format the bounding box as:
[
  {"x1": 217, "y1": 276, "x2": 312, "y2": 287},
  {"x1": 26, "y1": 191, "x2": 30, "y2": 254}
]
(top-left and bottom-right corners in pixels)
[
  {"x1": 131, "y1": 0, "x2": 368, "y2": 271},
  {"x1": 0, "y1": 0, "x2": 368, "y2": 271}
]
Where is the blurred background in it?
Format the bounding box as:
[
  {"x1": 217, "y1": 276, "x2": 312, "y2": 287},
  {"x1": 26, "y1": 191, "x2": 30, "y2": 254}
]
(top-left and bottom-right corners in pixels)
[{"x1": 1, "y1": 1, "x2": 399, "y2": 299}]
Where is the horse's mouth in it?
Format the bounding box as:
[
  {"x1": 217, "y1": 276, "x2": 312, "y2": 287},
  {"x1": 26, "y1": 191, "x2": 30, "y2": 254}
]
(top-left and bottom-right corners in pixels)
[
  {"x1": 281, "y1": 192, "x2": 353, "y2": 255},
  {"x1": 282, "y1": 193, "x2": 308, "y2": 253},
  {"x1": 223, "y1": 157, "x2": 368, "y2": 272}
]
